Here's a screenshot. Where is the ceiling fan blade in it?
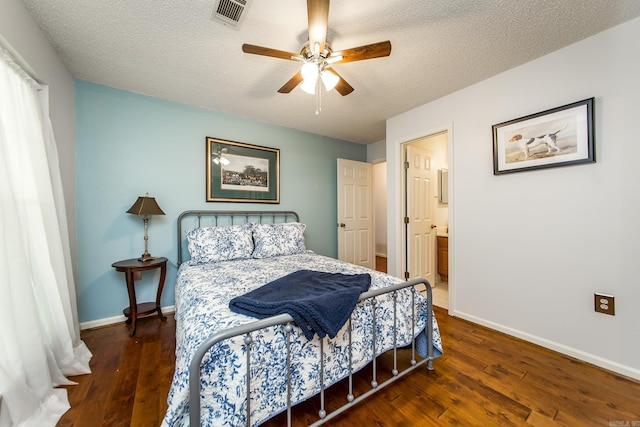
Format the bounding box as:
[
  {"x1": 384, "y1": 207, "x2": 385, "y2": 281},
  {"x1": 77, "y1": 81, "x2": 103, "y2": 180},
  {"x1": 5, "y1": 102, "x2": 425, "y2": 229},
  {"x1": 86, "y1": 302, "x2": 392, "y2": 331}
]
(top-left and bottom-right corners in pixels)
[
  {"x1": 242, "y1": 44, "x2": 302, "y2": 61},
  {"x1": 278, "y1": 71, "x2": 303, "y2": 94},
  {"x1": 329, "y1": 40, "x2": 392, "y2": 64},
  {"x1": 307, "y1": 0, "x2": 329, "y2": 54},
  {"x1": 327, "y1": 68, "x2": 354, "y2": 96}
]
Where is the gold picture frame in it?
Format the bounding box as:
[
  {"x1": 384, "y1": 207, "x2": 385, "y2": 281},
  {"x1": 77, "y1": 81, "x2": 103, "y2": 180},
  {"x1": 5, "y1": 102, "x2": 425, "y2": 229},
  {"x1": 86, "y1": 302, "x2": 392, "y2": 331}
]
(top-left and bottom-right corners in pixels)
[{"x1": 206, "y1": 137, "x2": 280, "y2": 203}]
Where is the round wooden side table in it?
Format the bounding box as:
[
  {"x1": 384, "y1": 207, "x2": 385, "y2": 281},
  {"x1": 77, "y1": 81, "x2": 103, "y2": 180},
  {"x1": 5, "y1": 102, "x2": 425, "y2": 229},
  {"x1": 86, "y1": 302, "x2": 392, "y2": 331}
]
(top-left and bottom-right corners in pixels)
[{"x1": 111, "y1": 257, "x2": 168, "y2": 336}]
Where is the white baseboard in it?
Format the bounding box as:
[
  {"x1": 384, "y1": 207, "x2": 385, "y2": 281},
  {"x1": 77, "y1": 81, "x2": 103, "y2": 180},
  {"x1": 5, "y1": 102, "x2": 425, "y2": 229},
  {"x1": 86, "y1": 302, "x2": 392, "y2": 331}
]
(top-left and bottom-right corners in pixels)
[
  {"x1": 451, "y1": 309, "x2": 640, "y2": 381},
  {"x1": 80, "y1": 305, "x2": 175, "y2": 330}
]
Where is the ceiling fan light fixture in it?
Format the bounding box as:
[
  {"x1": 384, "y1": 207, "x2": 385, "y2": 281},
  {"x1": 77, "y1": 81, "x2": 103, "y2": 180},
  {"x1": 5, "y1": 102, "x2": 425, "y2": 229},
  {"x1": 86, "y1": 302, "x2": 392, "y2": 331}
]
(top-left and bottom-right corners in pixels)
[
  {"x1": 300, "y1": 78, "x2": 316, "y2": 94},
  {"x1": 301, "y1": 61, "x2": 319, "y2": 82},
  {"x1": 321, "y1": 69, "x2": 339, "y2": 91}
]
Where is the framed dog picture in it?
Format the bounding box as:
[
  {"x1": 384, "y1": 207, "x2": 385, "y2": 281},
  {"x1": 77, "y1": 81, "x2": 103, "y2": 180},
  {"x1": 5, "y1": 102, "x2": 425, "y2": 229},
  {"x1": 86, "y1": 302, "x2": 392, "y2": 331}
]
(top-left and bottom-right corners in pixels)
[{"x1": 492, "y1": 98, "x2": 595, "y2": 175}]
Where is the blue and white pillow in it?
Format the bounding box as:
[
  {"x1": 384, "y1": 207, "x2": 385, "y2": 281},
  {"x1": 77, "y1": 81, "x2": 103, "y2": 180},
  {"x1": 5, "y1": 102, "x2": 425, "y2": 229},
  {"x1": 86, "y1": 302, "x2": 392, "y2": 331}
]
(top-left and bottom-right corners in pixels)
[
  {"x1": 252, "y1": 222, "x2": 306, "y2": 259},
  {"x1": 186, "y1": 223, "x2": 254, "y2": 264}
]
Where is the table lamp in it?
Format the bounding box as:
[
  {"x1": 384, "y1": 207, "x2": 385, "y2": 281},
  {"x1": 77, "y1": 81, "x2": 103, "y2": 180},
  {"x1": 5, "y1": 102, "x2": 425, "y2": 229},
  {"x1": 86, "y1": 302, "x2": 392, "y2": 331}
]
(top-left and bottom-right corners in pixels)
[{"x1": 126, "y1": 194, "x2": 165, "y2": 262}]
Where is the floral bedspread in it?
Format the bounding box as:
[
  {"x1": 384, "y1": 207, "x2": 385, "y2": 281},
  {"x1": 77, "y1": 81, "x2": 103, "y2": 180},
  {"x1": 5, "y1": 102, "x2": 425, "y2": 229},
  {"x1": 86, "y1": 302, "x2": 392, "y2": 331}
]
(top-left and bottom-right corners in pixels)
[{"x1": 162, "y1": 252, "x2": 443, "y2": 427}]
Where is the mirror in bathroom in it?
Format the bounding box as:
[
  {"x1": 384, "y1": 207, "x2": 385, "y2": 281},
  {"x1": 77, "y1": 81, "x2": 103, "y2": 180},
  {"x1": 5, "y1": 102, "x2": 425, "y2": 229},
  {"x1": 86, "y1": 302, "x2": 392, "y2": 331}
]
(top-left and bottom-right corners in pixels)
[{"x1": 438, "y1": 169, "x2": 448, "y2": 204}]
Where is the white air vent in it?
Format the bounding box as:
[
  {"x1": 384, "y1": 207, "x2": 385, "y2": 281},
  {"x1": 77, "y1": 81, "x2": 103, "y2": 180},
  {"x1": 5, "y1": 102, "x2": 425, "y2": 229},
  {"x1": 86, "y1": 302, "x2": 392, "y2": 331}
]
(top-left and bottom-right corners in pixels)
[{"x1": 211, "y1": 0, "x2": 252, "y2": 28}]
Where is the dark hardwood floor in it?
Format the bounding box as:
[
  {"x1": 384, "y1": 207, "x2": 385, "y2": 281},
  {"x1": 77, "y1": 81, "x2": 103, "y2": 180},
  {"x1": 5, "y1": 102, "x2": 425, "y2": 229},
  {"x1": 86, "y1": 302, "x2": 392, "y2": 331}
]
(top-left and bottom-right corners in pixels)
[
  {"x1": 375, "y1": 255, "x2": 387, "y2": 274},
  {"x1": 58, "y1": 303, "x2": 640, "y2": 426}
]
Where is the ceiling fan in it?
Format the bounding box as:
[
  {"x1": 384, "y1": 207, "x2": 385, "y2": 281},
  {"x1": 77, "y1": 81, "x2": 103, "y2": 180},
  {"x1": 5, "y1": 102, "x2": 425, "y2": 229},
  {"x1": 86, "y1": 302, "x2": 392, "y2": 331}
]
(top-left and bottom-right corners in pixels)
[{"x1": 241, "y1": 0, "x2": 391, "y2": 100}]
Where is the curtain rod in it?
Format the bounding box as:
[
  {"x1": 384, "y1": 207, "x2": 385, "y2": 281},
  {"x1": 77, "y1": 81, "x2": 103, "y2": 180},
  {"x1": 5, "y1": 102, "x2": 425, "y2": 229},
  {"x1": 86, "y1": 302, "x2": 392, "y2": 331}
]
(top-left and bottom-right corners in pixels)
[{"x1": 0, "y1": 42, "x2": 42, "y2": 91}]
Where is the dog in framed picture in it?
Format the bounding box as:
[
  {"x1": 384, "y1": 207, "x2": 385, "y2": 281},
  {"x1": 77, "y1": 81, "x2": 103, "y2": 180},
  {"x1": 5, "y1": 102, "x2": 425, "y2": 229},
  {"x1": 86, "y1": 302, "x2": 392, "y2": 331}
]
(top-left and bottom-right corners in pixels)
[{"x1": 508, "y1": 123, "x2": 568, "y2": 159}]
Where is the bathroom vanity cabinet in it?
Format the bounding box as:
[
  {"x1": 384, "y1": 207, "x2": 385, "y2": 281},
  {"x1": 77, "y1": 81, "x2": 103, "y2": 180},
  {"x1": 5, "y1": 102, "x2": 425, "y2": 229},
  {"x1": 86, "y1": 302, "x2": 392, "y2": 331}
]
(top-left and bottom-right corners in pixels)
[{"x1": 437, "y1": 236, "x2": 448, "y2": 282}]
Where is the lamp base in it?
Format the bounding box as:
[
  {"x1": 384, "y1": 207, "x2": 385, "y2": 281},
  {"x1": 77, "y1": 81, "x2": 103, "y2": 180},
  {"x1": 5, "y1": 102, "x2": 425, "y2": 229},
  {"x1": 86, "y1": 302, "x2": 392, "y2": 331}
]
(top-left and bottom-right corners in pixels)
[{"x1": 138, "y1": 253, "x2": 155, "y2": 262}]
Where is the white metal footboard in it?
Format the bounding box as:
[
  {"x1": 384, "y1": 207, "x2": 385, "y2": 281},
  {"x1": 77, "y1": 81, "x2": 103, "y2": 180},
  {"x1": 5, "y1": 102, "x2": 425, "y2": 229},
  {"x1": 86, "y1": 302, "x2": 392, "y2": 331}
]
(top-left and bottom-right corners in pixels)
[{"x1": 188, "y1": 277, "x2": 435, "y2": 427}]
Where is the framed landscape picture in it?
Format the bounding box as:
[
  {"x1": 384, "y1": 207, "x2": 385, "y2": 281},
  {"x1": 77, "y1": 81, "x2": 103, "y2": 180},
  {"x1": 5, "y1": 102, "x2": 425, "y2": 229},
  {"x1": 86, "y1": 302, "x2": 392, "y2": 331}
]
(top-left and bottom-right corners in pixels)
[
  {"x1": 492, "y1": 98, "x2": 595, "y2": 175},
  {"x1": 206, "y1": 137, "x2": 280, "y2": 203}
]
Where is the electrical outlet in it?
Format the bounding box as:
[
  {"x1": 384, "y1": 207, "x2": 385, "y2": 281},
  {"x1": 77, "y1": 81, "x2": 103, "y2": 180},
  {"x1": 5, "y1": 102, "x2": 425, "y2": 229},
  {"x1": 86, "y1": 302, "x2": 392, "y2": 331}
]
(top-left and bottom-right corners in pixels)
[{"x1": 594, "y1": 293, "x2": 615, "y2": 316}]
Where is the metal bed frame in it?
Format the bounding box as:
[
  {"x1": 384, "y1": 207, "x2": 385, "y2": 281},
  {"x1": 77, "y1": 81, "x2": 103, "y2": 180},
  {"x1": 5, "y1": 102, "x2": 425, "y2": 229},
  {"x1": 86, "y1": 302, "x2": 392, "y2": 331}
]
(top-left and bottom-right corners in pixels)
[{"x1": 176, "y1": 210, "x2": 435, "y2": 426}]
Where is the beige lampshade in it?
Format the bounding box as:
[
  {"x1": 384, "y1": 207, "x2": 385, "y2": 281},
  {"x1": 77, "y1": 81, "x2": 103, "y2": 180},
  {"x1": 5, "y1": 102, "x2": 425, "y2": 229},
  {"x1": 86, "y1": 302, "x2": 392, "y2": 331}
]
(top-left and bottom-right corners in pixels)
[{"x1": 126, "y1": 195, "x2": 165, "y2": 216}]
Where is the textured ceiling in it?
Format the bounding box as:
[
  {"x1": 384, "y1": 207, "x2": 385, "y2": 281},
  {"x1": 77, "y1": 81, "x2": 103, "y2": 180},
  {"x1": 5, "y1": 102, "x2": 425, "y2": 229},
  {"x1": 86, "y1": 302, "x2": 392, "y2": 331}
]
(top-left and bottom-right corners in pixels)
[{"x1": 19, "y1": 0, "x2": 640, "y2": 144}]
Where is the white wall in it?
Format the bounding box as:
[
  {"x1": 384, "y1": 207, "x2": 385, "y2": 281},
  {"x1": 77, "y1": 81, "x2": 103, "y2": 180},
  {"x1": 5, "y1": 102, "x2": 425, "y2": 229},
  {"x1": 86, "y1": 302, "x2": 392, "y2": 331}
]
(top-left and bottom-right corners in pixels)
[
  {"x1": 387, "y1": 16, "x2": 640, "y2": 380},
  {"x1": 369, "y1": 139, "x2": 388, "y2": 257},
  {"x1": 1, "y1": 0, "x2": 77, "y2": 273}
]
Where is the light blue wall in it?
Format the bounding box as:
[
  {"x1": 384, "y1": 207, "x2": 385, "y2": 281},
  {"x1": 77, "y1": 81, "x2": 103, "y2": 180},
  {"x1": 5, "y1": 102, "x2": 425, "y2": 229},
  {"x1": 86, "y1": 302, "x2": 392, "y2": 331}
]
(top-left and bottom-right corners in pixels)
[{"x1": 75, "y1": 81, "x2": 366, "y2": 323}]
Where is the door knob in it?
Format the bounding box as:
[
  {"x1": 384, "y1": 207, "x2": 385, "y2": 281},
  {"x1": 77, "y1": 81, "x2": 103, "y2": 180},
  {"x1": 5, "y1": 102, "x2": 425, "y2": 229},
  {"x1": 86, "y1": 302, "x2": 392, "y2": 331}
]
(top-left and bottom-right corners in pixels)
[
  {"x1": 338, "y1": 223, "x2": 346, "y2": 228},
  {"x1": 431, "y1": 224, "x2": 437, "y2": 229}
]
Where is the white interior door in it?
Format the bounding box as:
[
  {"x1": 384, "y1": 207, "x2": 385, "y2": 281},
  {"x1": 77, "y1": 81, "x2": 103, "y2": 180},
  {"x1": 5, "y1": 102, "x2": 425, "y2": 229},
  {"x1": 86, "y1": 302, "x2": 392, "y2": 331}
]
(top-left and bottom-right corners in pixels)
[
  {"x1": 405, "y1": 146, "x2": 435, "y2": 286},
  {"x1": 337, "y1": 158, "x2": 374, "y2": 269}
]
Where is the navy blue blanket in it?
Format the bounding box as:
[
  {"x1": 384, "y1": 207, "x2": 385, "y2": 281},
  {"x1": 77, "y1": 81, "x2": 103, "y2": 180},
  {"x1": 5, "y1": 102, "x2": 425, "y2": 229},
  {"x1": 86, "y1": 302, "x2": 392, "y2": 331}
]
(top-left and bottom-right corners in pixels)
[{"x1": 229, "y1": 270, "x2": 371, "y2": 340}]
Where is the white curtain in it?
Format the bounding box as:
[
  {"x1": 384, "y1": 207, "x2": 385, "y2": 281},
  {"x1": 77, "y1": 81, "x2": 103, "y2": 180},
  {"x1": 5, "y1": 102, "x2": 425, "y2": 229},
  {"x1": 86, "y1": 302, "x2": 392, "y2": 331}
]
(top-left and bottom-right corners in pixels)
[{"x1": 0, "y1": 48, "x2": 92, "y2": 426}]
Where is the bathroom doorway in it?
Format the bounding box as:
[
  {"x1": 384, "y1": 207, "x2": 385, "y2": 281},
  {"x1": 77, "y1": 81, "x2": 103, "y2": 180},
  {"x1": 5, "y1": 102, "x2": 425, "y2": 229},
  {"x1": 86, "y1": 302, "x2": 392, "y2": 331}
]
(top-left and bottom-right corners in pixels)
[
  {"x1": 373, "y1": 161, "x2": 388, "y2": 273},
  {"x1": 403, "y1": 132, "x2": 449, "y2": 309}
]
